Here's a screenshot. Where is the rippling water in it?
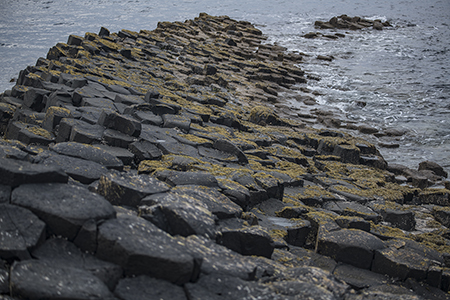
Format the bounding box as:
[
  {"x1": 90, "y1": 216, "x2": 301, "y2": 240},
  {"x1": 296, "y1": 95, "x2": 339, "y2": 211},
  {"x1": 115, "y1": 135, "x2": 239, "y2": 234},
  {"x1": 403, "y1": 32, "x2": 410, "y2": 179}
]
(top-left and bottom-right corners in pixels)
[{"x1": 1, "y1": 0, "x2": 449, "y2": 173}]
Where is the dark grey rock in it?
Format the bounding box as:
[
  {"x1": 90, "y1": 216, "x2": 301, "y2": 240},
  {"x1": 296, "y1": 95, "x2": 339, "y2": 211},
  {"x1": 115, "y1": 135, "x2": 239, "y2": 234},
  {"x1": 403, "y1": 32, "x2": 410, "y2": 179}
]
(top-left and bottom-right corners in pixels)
[
  {"x1": 50, "y1": 142, "x2": 124, "y2": 170},
  {"x1": 217, "y1": 178, "x2": 251, "y2": 209},
  {"x1": 95, "y1": 144, "x2": 135, "y2": 165},
  {"x1": 0, "y1": 259, "x2": 8, "y2": 294},
  {"x1": 97, "y1": 171, "x2": 170, "y2": 207},
  {"x1": 213, "y1": 139, "x2": 248, "y2": 164},
  {"x1": 96, "y1": 214, "x2": 196, "y2": 284},
  {"x1": 5, "y1": 121, "x2": 54, "y2": 145},
  {"x1": 72, "y1": 85, "x2": 106, "y2": 106},
  {"x1": 11, "y1": 183, "x2": 116, "y2": 240},
  {"x1": 158, "y1": 141, "x2": 199, "y2": 157},
  {"x1": 323, "y1": 201, "x2": 380, "y2": 222},
  {"x1": 0, "y1": 204, "x2": 46, "y2": 261},
  {"x1": 140, "y1": 124, "x2": 178, "y2": 144},
  {"x1": 372, "y1": 239, "x2": 443, "y2": 282},
  {"x1": 56, "y1": 118, "x2": 104, "y2": 143},
  {"x1": 381, "y1": 209, "x2": 416, "y2": 231},
  {"x1": 162, "y1": 114, "x2": 191, "y2": 132},
  {"x1": 433, "y1": 207, "x2": 450, "y2": 228},
  {"x1": 158, "y1": 170, "x2": 218, "y2": 187},
  {"x1": 333, "y1": 263, "x2": 389, "y2": 289},
  {"x1": 419, "y1": 191, "x2": 450, "y2": 206},
  {"x1": 141, "y1": 194, "x2": 217, "y2": 238},
  {"x1": 33, "y1": 238, "x2": 122, "y2": 290},
  {"x1": 82, "y1": 97, "x2": 117, "y2": 111},
  {"x1": 184, "y1": 273, "x2": 270, "y2": 300},
  {"x1": 42, "y1": 106, "x2": 72, "y2": 131},
  {"x1": 36, "y1": 152, "x2": 108, "y2": 184},
  {"x1": 23, "y1": 88, "x2": 51, "y2": 112},
  {"x1": 128, "y1": 140, "x2": 162, "y2": 163},
  {"x1": 103, "y1": 128, "x2": 136, "y2": 148},
  {"x1": 132, "y1": 110, "x2": 163, "y2": 125},
  {"x1": 10, "y1": 260, "x2": 114, "y2": 300},
  {"x1": 254, "y1": 174, "x2": 284, "y2": 200},
  {"x1": 0, "y1": 143, "x2": 29, "y2": 160},
  {"x1": 0, "y1": 157, "x2": 68, "y2": 187},
  {"x1": 317, "y1": 228, "x2": 386, "y2": 269},
  {"x1": 279, "y1": 266, "x2": 351, "y2": 299},
  {"x1": 332, "y1": 144, "x2": 360, "y2": 164},
  {"x1": 114, "y1": 275, "x2": 187, "y2": 300},
  {"x1": 171, "y1": 185, "x2": 242, "y2": 219},
  {"x1": 0, "y1": 184, "x2": 11, "y2": 203},
  {"x1": 217, "y1": 226, "x2": 274, "y2": 258},
  {"x1": 418, "y1": 160, "x2": 448, "y2": 178},
  {"x1": 198, "y1": 146, "x2": 240, "y2": 163},
  {"x1": 286, "y1": 219, "x2": 312, "y2": 247},
  {"x1": 183, "y1": 235, "x2": 257, "y2": 280},
  {"x1": 335, "y1": 216, "x2": 371, "y2": 232},
  {"x1": 98, "y1": 109, "x2": 141, "y2": 137}
]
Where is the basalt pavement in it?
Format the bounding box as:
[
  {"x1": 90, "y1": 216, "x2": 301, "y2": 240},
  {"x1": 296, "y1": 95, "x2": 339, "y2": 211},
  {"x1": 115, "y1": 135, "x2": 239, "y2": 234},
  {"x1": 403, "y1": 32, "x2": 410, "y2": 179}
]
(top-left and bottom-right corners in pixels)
[{"x1": 0, "y1": 13, "x2": 450, "y2": 300}]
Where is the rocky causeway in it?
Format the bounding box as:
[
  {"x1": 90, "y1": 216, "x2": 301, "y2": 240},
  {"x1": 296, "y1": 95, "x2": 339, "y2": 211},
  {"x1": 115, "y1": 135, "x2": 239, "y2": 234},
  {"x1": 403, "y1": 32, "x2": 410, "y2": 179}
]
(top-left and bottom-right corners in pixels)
[{"x1": 0, "y1": 13, "x2": 449, "y2": 299}]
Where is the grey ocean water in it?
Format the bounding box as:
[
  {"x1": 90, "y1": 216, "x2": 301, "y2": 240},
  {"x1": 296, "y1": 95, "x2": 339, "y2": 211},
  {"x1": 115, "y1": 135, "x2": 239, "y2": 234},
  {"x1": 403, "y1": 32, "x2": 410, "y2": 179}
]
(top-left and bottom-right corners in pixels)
[{"x1": 0, "y1": 0, "x2": 449, "y2": 173}]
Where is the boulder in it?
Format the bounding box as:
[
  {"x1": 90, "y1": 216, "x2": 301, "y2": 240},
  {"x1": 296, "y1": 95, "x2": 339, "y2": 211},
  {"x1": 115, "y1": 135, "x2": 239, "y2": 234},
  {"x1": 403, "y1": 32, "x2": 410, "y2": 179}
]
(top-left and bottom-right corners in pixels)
[
  {"x1": 128, "y1": 140, "x2": 162, "y2": 163},
  {"x1": 11, "y1": 183, "x2": 116, "y2": 240},
  {"x1": 317, "y1": 228, "x2": 386, "y2": 269},
  {"x1": 0, "y1": 185, "x2": 11, "y2": 203},
  {"x1": 183, "y1": 235, "x2": 258, "y2": 280},
  {"x1": 32, "y1": 238, "x2": 122, "y2": 290},
  {"x1": 96, "y1": 214, "x2": 196, "y2": 284},
  {"x1": 10, "y1": 260, "x2": 114, "y2": 300},
  {"x1": 0, "y1": 157, "x2": 68, "y2": 187},
  {"x1": 0, "y1": 204, "x2": 46, "y2": 261},
  {"x1": 171, "y1": 185, "x2": 243, "y2": 219},
  {"x1": 98, "y1": 109, "x2": 141, "y2": 137},
  {"x1": 140, "y1": 193, "x2": 217, "y2": 238},
  {"x1": 216, "y1": 226, "x2": 274, "y2": 258},
  {"x1": 97, "y1": 171, "x2": 171, "y2": 207},
  {"x1": 36, "y1": 152, "x2": 108, "y2": 184},
  {"x1": 114, "y1": 276, "x2": 187, "y2": 300},
  {"x1": 157, "y1": 170, "x2": 218, "y2": 187},
  {"x1": 381, "y1": 209, "x2": 416, "y2": 231},
  {"x1": 418, "y1": 161, "x2": 448, "y2": 178},
  {"x1": 333, "y1": 263, "x2": 389, "y2": 289},
  {"x1": 50, "y1": 142, "x2": 123, "y2": 170},
  {"x1": 372, "y1": 239, "x2": 443, "y2": 282}
]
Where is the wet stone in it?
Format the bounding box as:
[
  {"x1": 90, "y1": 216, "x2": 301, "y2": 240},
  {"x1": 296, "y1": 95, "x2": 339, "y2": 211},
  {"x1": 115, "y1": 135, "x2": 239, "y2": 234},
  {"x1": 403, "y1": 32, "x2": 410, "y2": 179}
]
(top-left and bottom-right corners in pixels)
[
  {"x1": 32, "y1": 238, "x2": 122, "y2": 291},
  {"x1": 10, "y1": 260, "x2": 114, "y2": 300},
  {"x1": 96, "y1": 214, "x2": 196, "y2": 284},
  {"x1": 0, "y1": 157, "x2": 68, "y2": 187},
  {"x1": 50, "y1": 141, "x2": 124, "y2": 170},
  {"x1": 97, "y1": 171, "x2": 171, "y2": 207},
  {"x1": 11, "y1": 183, "x2": 116, "y2": 240},
  {"x1": 0, "y1": 204, "x2": 46, "y2": 261},
  {"x1": 114, "y1": 275, "x2": 187, "y2": 300}
]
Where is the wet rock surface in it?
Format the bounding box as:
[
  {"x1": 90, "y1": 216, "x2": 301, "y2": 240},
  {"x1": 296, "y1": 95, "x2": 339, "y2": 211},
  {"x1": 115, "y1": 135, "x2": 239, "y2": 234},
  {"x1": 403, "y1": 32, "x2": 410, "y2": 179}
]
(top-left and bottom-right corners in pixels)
[{"x1": 0, "y1": 13, "x2": 449, "y2": 299}]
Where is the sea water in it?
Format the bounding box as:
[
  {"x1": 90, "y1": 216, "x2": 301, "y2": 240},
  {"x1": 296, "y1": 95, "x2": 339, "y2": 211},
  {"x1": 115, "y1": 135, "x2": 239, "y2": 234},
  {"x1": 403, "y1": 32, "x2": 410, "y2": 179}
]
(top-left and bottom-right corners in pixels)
[{"x1": 0, "y1": 0, "x2": 449, "y2": 173}]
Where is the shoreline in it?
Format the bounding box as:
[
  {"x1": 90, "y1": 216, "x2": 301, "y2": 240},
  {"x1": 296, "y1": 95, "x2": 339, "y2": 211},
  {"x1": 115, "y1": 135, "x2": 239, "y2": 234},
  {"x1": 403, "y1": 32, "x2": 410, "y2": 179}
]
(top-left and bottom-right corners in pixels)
[{"x1": 1, "y1": 13, "x2": 449, "y2": 299}]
